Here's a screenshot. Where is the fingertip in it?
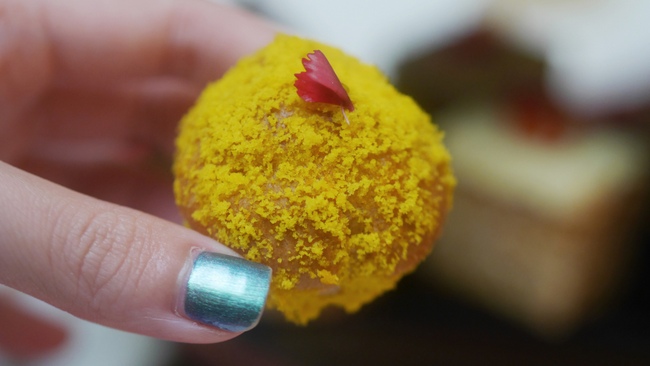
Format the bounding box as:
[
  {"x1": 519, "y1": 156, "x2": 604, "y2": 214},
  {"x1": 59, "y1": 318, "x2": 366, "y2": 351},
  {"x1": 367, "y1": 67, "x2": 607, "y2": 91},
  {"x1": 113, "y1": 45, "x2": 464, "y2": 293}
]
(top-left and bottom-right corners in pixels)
[
  {"x1": 0, "y1": 162, "x2": 271, "y2": 344},
  {"x1": 163, "y1": 0, "x2": 279, "y2": 83},
  {"x1": 178, "y1": 250, "x2": 272, "y2": 333}
]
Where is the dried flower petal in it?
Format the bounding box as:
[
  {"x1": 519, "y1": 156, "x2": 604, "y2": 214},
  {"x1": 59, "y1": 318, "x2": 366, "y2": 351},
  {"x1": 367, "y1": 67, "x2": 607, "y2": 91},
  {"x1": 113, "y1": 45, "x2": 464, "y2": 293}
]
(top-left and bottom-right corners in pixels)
[{"x1": 294, "y1": 50, "x2": 354, "y2": 113}]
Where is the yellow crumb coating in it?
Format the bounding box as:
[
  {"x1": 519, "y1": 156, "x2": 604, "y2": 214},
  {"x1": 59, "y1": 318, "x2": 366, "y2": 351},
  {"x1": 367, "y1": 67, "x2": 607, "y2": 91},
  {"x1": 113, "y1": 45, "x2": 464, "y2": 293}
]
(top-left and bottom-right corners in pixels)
[{"x1": 173, "y1": 35, "x2": 455, "y2": 324}]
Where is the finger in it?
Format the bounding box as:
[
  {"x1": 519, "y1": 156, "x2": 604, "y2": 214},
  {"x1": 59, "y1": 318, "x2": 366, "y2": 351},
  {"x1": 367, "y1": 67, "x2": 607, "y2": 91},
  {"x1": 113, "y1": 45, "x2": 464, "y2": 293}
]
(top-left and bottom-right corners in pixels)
[
  {"x1": 22, "y1": 80, "x2": 196, "y2": 161},
  {"x1": 0, "y1": 297, "x2": 68, "y2": 358},
  {"x1": 0, "y1": 162, "x2": 272, "y2": 343},
  {"x1": 14, "y1": 158, "x2": 180, "y2": 223},
  {"x1": 38, "y1": 0, "x2": 277, "y2": 86},
  {"x1": 2, "y1": 0, "x2": 275, "y2": 163}
]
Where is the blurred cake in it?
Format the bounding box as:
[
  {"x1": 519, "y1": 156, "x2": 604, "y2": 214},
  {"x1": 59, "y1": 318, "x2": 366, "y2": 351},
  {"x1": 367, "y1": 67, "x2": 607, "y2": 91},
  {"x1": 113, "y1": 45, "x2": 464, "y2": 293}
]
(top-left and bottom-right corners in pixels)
[{"x1": 398, "y1": 29, "x2": 649, "y2": 336}]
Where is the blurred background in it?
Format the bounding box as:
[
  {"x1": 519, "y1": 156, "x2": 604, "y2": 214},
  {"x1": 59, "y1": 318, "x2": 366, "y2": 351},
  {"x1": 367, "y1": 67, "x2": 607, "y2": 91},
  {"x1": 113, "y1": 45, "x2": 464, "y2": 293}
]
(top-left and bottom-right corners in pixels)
[{"x1": 3, "y1": 0, "x2": 650, "y2": 364}]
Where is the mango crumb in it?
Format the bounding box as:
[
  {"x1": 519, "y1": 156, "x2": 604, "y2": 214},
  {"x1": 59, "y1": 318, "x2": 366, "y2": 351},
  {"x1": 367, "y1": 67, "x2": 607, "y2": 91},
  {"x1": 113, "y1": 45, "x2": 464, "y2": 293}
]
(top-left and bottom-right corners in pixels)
[{"x1": 173, "y1": 35, "x2": 455, "y2": 324}]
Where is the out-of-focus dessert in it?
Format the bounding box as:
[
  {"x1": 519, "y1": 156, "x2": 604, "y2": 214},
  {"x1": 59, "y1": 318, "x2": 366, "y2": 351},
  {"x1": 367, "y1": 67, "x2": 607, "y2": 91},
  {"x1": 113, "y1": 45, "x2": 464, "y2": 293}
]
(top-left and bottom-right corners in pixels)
[{"x1": 399, "y1": 29, "x2": 649, "y2": 337}]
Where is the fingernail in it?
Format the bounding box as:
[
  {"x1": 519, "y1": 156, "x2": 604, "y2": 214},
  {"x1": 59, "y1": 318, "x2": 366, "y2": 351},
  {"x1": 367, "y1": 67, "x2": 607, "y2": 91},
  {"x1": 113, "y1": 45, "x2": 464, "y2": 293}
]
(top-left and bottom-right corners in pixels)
[{"x1": 182, "y1": 252, "x2": 271, "y2": 332}]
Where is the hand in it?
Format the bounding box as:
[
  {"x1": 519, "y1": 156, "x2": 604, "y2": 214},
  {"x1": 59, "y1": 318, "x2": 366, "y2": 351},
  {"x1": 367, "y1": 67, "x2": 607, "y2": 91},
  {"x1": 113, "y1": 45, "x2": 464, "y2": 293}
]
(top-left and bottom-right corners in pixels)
[{"x1": 0, "y1": 0, "x2": 275, "y2": 356}]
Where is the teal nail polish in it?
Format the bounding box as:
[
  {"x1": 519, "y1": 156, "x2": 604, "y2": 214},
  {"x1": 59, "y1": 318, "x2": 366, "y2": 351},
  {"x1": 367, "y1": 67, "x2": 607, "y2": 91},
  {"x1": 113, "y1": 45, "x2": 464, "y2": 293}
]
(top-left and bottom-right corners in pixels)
[{"x1": 184, "y1": 252, "x2": 271, "y2": 332}]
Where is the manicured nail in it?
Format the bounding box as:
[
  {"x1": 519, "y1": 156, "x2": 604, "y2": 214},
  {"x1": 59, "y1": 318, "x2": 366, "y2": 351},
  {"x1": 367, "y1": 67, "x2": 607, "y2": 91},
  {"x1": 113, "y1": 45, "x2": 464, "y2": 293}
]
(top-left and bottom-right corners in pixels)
[{"x1": 183, "y1": 252, "x2": 271, "y2": 332}]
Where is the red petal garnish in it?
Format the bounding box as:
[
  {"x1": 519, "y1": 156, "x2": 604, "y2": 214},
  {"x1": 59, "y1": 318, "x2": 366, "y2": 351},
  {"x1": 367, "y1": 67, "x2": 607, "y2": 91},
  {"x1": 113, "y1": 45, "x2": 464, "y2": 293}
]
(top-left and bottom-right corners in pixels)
[{"x1": 294, "y1": 50, "x2": 354, "y2": 114}]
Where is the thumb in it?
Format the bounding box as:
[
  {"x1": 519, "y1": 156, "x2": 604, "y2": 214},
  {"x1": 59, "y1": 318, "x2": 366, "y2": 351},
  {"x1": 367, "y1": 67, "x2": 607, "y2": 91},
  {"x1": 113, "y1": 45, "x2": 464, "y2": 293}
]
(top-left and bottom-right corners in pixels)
[{"x1": 0, "y1": 161, "x2": 271, "y2": 343}]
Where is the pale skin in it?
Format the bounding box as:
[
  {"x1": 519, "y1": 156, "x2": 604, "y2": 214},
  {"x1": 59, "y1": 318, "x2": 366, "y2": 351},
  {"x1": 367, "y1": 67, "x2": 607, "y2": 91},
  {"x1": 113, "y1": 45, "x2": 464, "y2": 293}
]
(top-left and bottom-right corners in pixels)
[{"x1": 0, "y1": 0, "x2": 275, "y2": 357}]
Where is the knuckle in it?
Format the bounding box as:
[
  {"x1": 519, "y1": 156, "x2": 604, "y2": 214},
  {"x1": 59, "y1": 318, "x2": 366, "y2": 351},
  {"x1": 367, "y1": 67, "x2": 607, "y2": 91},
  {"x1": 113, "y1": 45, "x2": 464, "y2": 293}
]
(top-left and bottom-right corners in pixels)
[{"x1": 53, "y1": 204, "x2": 154, "y2": 317}]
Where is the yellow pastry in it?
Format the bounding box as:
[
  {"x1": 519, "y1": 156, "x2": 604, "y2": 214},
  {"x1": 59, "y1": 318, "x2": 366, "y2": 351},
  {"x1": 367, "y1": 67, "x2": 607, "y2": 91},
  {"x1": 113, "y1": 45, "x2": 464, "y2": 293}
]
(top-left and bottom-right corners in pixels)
[{"x1": 173, "y1": 35, "x2": 455, "y2": 324}]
